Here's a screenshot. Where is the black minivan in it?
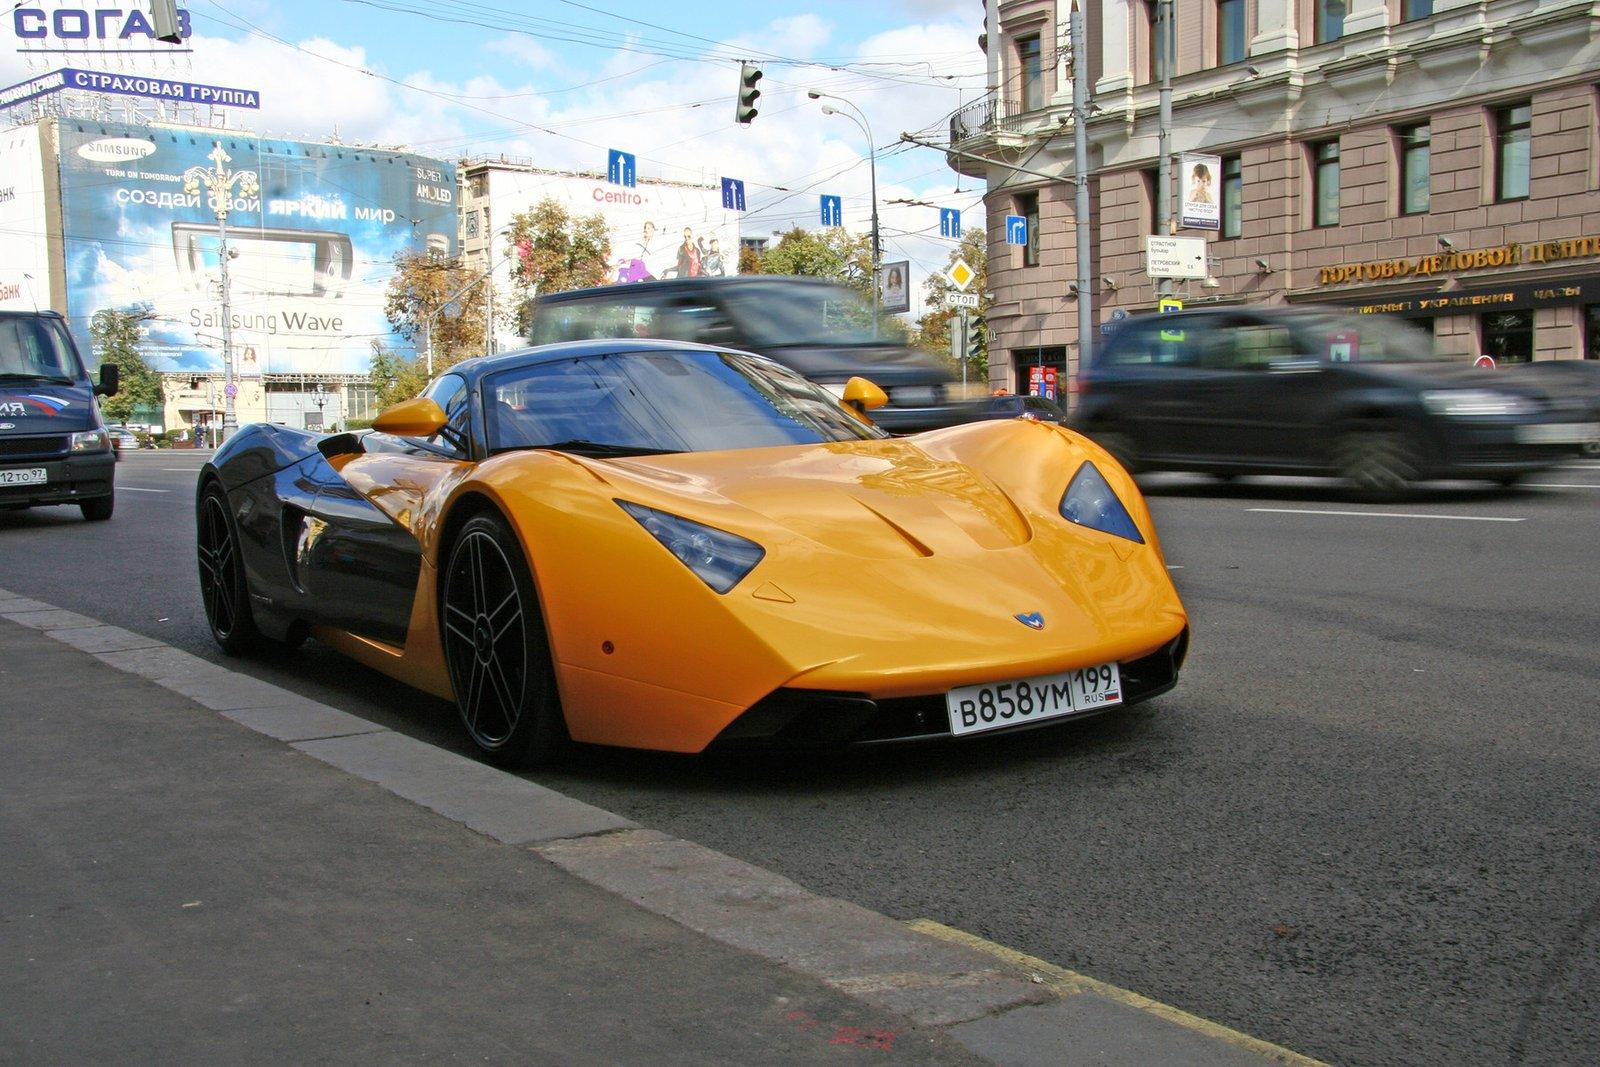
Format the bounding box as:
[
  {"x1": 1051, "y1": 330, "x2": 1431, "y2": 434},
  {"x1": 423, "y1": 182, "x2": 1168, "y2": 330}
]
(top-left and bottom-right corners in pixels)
[
  {"x1": 1074, "y1": 307, "x2": 1598, "y2": 494},
  {"x1": 0, "y1": 310, "x2": 119, "y2": 520},
  {"x1": 527, "y1": 277, "x2": 975, "y2": 433}
]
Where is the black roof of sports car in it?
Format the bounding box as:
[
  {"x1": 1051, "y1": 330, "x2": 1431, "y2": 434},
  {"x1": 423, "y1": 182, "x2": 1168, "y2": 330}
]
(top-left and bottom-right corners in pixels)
[{"x1": 440, "y1": 339, "x2": 765, "y2": 388}]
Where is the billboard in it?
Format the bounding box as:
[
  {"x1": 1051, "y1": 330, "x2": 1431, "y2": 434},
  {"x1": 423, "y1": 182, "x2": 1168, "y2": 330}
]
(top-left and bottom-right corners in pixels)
[
  {"x1": 56, "y1": 122, "x2": 456, "y2": 374},
  {"x1": 1180, "y1": 153, "x2": 1221, "y2": 231},
  {"x1": 0, "y1": 123, "x2": 51, "y2": 313}
]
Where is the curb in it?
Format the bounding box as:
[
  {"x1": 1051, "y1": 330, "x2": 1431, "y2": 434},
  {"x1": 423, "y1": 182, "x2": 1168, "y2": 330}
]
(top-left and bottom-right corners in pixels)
[{"x1": 0, "y1": 586, "x2": 1324, "y2": 1066}]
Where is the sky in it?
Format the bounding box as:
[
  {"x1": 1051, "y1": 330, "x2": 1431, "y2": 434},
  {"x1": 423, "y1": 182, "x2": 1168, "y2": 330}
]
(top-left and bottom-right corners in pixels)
[{"x1": 2, "y1": 0, "x2": 989, "y2": 313}]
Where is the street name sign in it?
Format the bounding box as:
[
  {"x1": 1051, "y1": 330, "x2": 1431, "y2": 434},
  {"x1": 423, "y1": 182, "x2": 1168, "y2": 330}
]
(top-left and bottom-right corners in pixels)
[{"x1": 1146, "y1": 235, "x2": 1207, "y2": 279}]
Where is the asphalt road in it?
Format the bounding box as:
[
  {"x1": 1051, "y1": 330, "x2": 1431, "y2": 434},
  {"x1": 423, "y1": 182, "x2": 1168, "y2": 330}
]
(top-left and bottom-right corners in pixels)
[{"x1": 3, "y1": 449, "x2": 1597, "y2": 1066}]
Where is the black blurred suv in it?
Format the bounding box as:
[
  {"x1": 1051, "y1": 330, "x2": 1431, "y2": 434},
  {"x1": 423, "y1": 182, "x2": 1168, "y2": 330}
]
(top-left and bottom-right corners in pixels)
[
  {"x1": 528, "y1": 276, "x2": 977, "y2": 433},
  {"x1": 1074, "y1": 308, "x2": 1599, "y2": 493}
]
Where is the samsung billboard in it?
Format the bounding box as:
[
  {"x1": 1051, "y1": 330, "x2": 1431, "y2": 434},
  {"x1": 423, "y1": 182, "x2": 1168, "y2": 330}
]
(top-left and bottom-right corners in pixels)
[{"x1": 56, "y1": 122, "x2": 457, "y2": 374}]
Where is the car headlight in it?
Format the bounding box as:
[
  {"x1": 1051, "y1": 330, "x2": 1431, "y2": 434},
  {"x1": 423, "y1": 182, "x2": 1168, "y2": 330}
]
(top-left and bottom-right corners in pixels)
[
  {"x1": 69, "y1": 429, "x2": 110, "y2": 452},
  {"x1": 1059, "y1": 461, "x2": 1144, "y2": 543},
  {"x1": 616, "y1": 501, "x2": 765, "y2": 593},
  {"x1": 1420, "y1": 389, "x2": 1538, "y2": 417}
]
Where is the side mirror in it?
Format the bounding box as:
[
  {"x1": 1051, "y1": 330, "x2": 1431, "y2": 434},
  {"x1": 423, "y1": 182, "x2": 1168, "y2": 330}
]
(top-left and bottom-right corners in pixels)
[
  {"x1": 841, "y1": 376, "x2": 889, "y2": 416},
  {"x1": 372, "y1": 396, "x2": 448, "y2": 437},
  {"x1": 95, "y1": 363, "x2": 120, "y2": 397}
]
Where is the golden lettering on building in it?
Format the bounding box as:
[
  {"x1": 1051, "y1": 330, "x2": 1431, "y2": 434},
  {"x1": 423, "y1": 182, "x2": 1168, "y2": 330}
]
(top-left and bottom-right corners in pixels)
[{"x1": 1318, "y1": 238, "x2": 1600, "y2": 286}]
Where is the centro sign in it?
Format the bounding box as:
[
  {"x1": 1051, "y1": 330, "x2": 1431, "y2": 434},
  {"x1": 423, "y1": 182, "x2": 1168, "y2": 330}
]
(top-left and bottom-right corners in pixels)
[{"x1": 12, "y1": 6, "x2": 191, "y2": 49}]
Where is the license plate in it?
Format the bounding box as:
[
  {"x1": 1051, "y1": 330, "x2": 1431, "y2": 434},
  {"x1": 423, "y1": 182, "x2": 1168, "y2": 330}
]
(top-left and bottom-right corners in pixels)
[
  {"x1": 891, "y1": 386, "x2": 940, "y2": 406},
  {"x1": 1516, "y1": 422, "x2": 1600, "y2": 444},
  {"x1": 0, "y1": 467, "x2": 47, "y2": 486},
  {"x1": 946, "y1": 661, "x2": 1123, "y2": 737}
]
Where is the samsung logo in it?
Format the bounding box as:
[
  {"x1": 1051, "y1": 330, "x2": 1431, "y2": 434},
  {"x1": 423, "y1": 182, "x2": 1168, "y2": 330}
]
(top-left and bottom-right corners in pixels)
[{"x1": 77, "y1": 137, "x2": 156, "y2": 163}]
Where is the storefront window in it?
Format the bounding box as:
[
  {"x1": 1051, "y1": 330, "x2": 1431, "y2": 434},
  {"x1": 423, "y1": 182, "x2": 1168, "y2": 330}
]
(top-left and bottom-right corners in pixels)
[
  {"x1": 1312, "y1": 140, "x2": 1340, "y2": 227},
  {"x1": 1585, "y1": 305, "x2": 1600, "y2": 359},
  {"x1": 1481, "y1": 311, "x2": 1533, "y2": 364},
  {"x1": 1012, "y1": 346, "x2": 1067, "y2": 401},
  {"x1": 1222, "y1": 155, "x2": 1243, "y2": 238},
  {"x1": 1399, "y1": 124, "x2": 1430, "y2": 215}
]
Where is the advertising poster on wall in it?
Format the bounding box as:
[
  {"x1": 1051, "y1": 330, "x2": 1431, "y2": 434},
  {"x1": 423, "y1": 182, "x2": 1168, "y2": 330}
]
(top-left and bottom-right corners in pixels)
[
  {"x1": 56, "y1": 122, "x2": 456, "y2": 374},
  {"x1": 878, "y1": 260, "x2": 910, "y2": 314},
  {"x1": 0, "y1": 123, "x2": 51, "y2": 313},
  {"x1": 1180, "y1": 153, "x2": 1221, "y2": 231}
]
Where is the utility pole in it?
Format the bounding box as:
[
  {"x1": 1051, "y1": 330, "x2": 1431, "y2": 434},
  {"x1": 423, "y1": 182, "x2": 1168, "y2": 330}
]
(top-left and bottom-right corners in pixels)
[
  {"x1": 1071, "y1": 1, "x2": 1093, "y2": 374},
  {"x1": 1156, "y1": 0, "x2": 1175, "y2": 298},
  {"x1": 183, "y1": 142, "x2": 258, "y2": 440}
]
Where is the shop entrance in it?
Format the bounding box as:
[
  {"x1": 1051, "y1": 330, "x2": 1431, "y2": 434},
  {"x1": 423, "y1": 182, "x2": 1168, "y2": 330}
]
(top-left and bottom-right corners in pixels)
[{"x1": 1481, "y1": 311, "x2": 1533, "y2": 364}]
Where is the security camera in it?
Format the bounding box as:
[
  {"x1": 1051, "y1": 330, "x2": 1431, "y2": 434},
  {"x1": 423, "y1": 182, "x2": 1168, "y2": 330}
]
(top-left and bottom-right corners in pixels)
[
  {"x1": 1438, "y1": 236, "x2": 1455, "y2": 250},
  {"x1": 1254, "y1": 258, "x2": 1273, "y2": 274},
  {"x1": 1246, "y1": 66, "x2": 1262, "y2": 78}
]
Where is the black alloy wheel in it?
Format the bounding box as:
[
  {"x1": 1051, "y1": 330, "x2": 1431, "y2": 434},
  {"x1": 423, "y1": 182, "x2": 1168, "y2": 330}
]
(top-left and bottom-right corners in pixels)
[
  {"x1": 197, "y1": 483, "x2": 260, "y2": 653},
  {"x1": 441, "y1": 513, "x2": 567, "y2": 767}
]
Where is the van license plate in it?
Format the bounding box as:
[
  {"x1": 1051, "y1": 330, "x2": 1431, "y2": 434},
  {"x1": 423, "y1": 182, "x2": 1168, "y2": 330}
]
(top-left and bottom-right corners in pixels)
[
  {"x1": 0, "y1": 468, "x2": 47, "y2": 486},
  {"x1": 946, "y1": 662, "x2": 1122, "y2": 737}
]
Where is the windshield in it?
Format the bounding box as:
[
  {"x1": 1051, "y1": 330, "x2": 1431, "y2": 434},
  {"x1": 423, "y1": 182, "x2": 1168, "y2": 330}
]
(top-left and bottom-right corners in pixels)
[
  {"x1": 721, "y1": 282, "x2": 899, "y2": 347},
  {"x1": 1298, "y1": 313, "x2": 1440, "y2": 364},
  {"x1": 485, "y1": 348, "x2": 888, "y2": 456},
  {"x1": 0, "y1": 317, "x2": 82, "y2": 381}
]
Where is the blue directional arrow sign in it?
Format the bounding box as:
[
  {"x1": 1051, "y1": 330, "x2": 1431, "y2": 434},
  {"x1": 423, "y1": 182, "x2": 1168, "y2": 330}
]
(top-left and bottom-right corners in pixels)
[
  {"x1": 820, "y1": 194, "x2": 842, "y2": 227},
  {"x1": 607, "y1": 148, "x2": 636, "y2": 188},
  {"x1": 1005, "y1": 214, "x2": 1028, "y2": 246},
  {"x1": 939, "y1": 207, "x2": 961, "y2": 238},
  {"x1": 720, "y1": 177, "x2": 746, "y2": 211}
]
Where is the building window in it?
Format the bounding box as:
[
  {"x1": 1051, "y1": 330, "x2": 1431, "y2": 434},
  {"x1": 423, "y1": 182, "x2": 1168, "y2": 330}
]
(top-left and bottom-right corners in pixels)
[
  {"x1": 1221, "y1": 155, "x2": 1243, "y2": 238},
  {"x1": 1217, "y1": 0, "x2": 1246, "y2": 65},
  {"x1": 1146, "y1": 2, "x2": 1164, "y2": 83},
  {"x1": 1144, "y1": 168, "x2": 1161, "y2": 234},
  {"x1": 1495, "y1": 102, "x2": 1532, "y2": 201},
  {"x1": 1316, "y1": 0, "x2": 1346, "y2": 43},
  {"x1": 1017, "y1": 191, "x2": 1040, "y2": 267},
  {"x1": 1399, "y1": 124, "x2": 1430, "y2": 215},
  {"x1": 1482, "y1": 311, "x2": 1533, "y2": 364},
  {"x1": 1311, "y1": 140, "x2": 1340, "y2": 227},
  {"x1": 1018, "y1": 34, "x2": 1043, "y2": 112},
  {"x1": 1401, "y1": 0, "x2": 1433, "y2": 20},
  {"x1": 1586, "y1": 305, "x2": 1600, "y2": 359}
]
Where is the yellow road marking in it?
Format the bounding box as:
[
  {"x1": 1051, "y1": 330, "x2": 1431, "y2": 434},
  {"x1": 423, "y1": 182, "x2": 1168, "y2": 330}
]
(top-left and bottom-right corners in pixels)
[{"x1": 906, "y1": 919, "x2": 1329, "y2": 1067}]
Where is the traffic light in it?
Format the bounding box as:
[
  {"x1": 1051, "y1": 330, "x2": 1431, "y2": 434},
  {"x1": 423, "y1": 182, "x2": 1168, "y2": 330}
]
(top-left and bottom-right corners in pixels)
[
  {"x1": 967, "y1": 318, "x2": 983, "y2": 365},
  {"x1": 736, "y1": 62, "x2": 762, "y2": 124}
]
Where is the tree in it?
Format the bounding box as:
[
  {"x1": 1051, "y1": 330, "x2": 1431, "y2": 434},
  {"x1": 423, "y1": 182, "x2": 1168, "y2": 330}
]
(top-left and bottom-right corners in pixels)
[
  {"x1": 383, "y1": 251, "x2": 490, "y2": 373},
  {"x1": 89, "y1": 306, "x2": 162, "y2": 425},
  {"x1": 368, "y1": 344, "x2": 430, "y2": 410},
  {"x1": 757, "y1": 227, "x2": 875, "y2": 299},
  {"x1": 506, "y1": 197, "x2": 612, "y2": 337},
  {"x1": 914, "y1": 229, "x2": 990, "y2": 380},
  {"x1": 737, "y1": 241, "x2": 764, "y2": 276}
]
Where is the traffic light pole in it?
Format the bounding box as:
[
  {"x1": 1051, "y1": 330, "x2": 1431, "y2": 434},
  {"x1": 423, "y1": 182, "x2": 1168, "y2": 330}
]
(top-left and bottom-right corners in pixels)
[{"x1": 1157, "y1": 0, "x2": 1175, "y2": 299}]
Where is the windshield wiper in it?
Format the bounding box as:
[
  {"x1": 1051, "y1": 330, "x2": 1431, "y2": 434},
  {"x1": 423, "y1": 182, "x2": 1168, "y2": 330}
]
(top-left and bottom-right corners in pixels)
[
  {"x1": 527, "y1": 439, "x2": 679, "y2": 457},
  {"x1": 0, "y1": 372, "x2": 73, "y2": 383}
]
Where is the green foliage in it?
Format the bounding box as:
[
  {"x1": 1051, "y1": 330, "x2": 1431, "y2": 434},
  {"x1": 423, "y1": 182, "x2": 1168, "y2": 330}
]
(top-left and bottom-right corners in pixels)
[
  {"x1": 506, "y1": 197, "x2": 613, "y2": 337},
  {"x1": 368, "y1": 346, "x2": 430, "y2": 410},
  {"x1": 914, "y1": 229, "x2": 990, "y2": 378},
  {"x1": 756, "y1": 227, "x2": 875, "y2": 299},
  {"x1": 88, "y1": 305, "x2": 163, "y2": 426}
]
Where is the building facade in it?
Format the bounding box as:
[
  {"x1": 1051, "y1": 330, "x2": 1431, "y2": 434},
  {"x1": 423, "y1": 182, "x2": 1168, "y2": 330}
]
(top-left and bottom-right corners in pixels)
[{"x1": 956, "y1": 0, "x2": 1600, "y2": 393}]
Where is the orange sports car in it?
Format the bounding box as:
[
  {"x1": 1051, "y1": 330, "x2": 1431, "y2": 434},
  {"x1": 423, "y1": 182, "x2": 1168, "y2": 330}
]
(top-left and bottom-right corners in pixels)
[{"x1": 197, "y1": 340, "x2": 1188, "y2": 765}]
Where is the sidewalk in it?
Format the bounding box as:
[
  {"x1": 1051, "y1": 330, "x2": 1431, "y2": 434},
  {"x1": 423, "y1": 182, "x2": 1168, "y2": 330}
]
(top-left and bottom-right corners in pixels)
[{"x1": 0, "y1": 594, "x2": 1318, "y2": 1066}]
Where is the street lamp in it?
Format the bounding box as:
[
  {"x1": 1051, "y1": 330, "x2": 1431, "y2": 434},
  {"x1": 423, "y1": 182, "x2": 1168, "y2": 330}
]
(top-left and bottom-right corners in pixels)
[
  {"x1": 182, "y1": 142, "x2": 259, "y2": 442},
  {"x1": 312, "y1": 382, "x2": 327, "y2": 429},
  {"x1": 808, "y1": 90, "x2": 881, "y2": 321},
  {"x1": 419, "y1": 225, "x2": 518, "y2": 376}
]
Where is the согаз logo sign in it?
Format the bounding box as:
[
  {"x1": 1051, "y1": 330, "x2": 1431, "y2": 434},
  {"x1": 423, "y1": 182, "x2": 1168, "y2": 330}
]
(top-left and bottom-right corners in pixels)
[{"x1": 11, "y1": 7, "x2": 191, "y2": 49}]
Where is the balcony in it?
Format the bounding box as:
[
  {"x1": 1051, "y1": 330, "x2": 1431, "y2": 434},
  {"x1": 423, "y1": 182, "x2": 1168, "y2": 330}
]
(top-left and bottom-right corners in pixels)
[{"x1": 946, "y1": 92, "x2": 1059, "y2": 178}]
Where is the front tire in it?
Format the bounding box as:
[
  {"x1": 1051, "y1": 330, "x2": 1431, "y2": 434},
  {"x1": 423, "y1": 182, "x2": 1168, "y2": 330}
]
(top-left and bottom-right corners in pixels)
[
  {"x1": 196, "y1": 482, "x2": 262, "y2": 653},
  {"x1": 80, "y1": 493, "x2": 113, "y2": 521},
  {"x1": 440, "y1": 513, "x2": 568, "y2": 768}
]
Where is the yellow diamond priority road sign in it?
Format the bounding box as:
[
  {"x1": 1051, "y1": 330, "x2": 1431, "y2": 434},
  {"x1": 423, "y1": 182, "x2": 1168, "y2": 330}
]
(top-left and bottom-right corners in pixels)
[{"x1": 947, "y1": 257, "x2": 975, "y2": 291}]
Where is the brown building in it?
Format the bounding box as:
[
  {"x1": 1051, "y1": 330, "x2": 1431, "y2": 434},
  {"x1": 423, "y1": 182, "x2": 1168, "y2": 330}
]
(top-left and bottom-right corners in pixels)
[{"x1": 954, "y1": 0, "x2": 1600, "y2": 393}]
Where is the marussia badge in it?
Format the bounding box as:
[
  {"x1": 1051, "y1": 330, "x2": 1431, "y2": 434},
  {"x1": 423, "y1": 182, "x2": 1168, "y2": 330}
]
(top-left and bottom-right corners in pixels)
[{"x1": 1014, "y1": 612, "x2": 1045, "y2": 630}]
